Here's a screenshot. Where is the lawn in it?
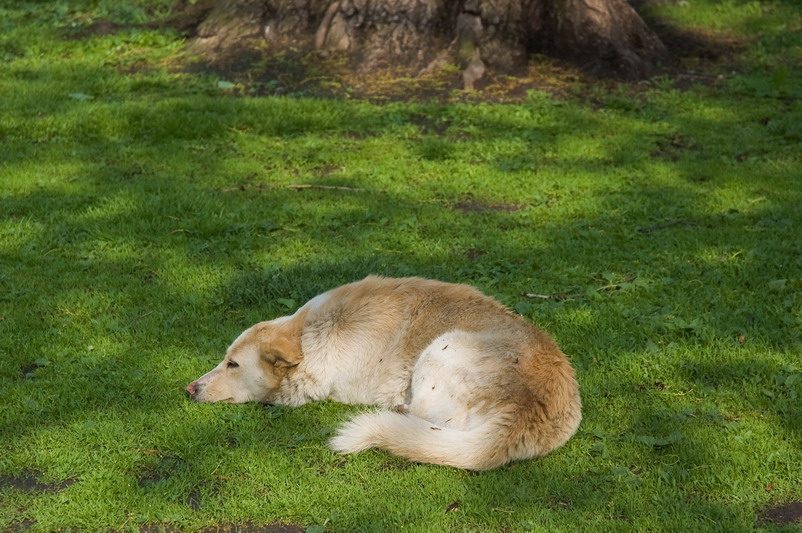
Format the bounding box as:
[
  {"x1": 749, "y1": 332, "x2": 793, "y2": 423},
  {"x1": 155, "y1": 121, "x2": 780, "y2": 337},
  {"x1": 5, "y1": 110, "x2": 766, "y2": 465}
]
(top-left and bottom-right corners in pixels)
[{"x1": 1, "y1": 1, "x2": 801, "y2": 531}]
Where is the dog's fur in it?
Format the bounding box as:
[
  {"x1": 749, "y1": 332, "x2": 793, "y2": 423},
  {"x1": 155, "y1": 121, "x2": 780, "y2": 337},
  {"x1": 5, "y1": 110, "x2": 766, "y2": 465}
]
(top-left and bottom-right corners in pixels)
[{"x1": 187, "y1": 276, "x2": 581, "y2": 470}]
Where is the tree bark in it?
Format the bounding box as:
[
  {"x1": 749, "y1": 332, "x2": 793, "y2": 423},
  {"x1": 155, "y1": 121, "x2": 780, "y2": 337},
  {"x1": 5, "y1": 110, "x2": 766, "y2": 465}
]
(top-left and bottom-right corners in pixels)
[
  {"x1": 172, "y1": 0, "x2": 667, "y2": 82},
  {"x1": 532, "y1": 0, "x2": 668, "y2": 76}
]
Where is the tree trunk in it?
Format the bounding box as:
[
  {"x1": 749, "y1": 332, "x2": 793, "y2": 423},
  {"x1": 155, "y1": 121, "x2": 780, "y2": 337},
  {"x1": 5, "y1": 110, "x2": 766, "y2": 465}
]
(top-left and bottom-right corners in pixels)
[{"x1": 172, "y1": 0, "x2": 667, "y2": 83}]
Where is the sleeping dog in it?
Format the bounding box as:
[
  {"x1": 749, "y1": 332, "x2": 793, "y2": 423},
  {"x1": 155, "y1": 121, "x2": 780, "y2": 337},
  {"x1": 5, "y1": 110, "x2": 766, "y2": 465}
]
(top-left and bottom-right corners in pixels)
[{"x1": 187, "y1": 276, "x2": 581, "y2": 470}]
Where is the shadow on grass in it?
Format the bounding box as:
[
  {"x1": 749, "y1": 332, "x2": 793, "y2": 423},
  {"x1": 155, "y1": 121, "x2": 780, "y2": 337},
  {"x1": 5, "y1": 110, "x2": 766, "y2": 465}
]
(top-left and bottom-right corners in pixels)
[{"x1": 1, "y1": 53, "x2": 801, "y2": 530}]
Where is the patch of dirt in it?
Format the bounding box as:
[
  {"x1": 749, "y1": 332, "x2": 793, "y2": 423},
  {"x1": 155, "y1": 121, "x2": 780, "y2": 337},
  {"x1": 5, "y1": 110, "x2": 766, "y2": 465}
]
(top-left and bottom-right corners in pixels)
[
  {"x1": 137, "y1": 455, "x2": 185, "y2": 488},
  {"x1": 166, "y1": 9, "x2": 745, "y2": 104},
  {"x1": 18, "y1": 364, "x2": 38, "y2": 377},
  {"x1": 0, "y1": 469, "x2": 76, "y2": 492},
  {"x1": 650, "y1": 133, "x2": 703, "y2": 161},
  {"x1": 179, "y1": 45, "x2": 584, "y2": 104},
  {"x1": 185, "y1": 486, "x2": 202, "y2": 511},
  {"x1": 136, "y1": 471, "x2": 169, "y2": 487},
  {"x1": 758, "y1": 501, "x2": 802, "y2": 526},
  {"x1": 7, "y1": 519, "x2": 36, "y2": 532}
]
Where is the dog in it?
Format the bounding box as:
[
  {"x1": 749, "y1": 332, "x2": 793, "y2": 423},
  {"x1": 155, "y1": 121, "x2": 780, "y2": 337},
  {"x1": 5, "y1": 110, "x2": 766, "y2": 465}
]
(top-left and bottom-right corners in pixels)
[{"x1": 186, "y1": 276, "x2": 581, "y2": 470}]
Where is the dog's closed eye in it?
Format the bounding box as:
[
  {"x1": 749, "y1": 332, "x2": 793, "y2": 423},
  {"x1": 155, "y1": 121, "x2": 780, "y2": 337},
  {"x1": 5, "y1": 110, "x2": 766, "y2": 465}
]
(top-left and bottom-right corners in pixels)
[{"x1": 226, "y1": 361, "x2": 239, "y2": 369}]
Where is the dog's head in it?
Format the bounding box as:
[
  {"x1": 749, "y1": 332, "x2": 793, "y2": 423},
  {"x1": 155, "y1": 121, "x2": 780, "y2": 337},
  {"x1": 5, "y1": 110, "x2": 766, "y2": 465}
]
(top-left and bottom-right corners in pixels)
[{"x1": 186, "y1": 312, "x2": 305, "y2": 404}]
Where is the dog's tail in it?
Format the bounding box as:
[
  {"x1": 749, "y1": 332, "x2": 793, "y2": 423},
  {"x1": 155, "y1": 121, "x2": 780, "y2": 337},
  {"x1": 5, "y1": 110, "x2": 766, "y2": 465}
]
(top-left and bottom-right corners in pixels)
[{"x1": 329, "y1": 411, "x2": 524, "y2": 471}]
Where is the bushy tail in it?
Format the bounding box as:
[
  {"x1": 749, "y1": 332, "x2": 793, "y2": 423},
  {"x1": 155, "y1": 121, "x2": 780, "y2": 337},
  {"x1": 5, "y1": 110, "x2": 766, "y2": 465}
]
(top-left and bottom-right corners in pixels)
[{"x1": 329, "y1": 411, "x2": 510, "y2": 471}]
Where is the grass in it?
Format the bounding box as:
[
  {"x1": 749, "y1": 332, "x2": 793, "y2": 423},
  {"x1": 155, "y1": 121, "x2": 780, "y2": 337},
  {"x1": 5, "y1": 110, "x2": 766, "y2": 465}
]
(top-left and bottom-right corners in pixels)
[{"x1": 1, "y1": 0, "x2": 801, "y2": 531}]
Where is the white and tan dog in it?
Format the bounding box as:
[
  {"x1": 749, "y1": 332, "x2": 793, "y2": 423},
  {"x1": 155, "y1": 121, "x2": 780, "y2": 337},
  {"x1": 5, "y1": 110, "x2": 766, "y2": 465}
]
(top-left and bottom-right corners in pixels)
[{"x1": 187, "y1": 276, "x2": 581, "y2": 470}]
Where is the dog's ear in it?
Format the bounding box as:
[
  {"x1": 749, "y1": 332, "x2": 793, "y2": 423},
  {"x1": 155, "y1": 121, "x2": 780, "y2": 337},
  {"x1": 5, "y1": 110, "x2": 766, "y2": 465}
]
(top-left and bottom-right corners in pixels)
[
  {"x1": 255, "y1": 309, "x2": 307, "y2": 368},
  {"x1": 266, "y1": 337, "x2": 302, "y2": 368}
]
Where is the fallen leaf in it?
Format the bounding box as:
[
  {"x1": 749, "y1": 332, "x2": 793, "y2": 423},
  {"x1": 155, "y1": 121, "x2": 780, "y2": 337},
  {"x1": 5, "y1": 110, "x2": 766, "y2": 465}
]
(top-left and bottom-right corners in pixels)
[
  {"x1": 276, "y1": 298, "x2": 296, "y2": 310},
  {"x1": 68, "y1": 92, "x2": 94, "y2": 101}
]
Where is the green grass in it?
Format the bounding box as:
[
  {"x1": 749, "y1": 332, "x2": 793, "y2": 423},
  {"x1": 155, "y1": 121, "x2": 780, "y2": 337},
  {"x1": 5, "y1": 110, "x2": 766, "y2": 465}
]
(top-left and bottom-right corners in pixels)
[{"x1": 1, "y1": 0, "x2": 801, "y2": 531}]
